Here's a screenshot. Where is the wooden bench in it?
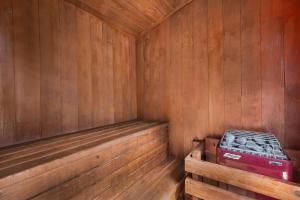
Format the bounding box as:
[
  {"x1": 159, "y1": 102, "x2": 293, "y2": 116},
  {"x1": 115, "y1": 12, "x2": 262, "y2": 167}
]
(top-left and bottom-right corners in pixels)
[{"x1": 0, "y1": 120, "x2": 172, "y2": 200}]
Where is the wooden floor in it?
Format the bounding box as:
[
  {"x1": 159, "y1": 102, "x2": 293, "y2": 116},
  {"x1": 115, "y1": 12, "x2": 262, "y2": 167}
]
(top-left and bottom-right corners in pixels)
[{"x1": 0, "y1": 120, "x2": 171, "y2": 200}]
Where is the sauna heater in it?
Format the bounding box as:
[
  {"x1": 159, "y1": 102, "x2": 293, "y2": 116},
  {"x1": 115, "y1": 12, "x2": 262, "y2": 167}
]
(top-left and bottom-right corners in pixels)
[{"x1": 217, "y1": 129, "x2": 293, "y2": 199}]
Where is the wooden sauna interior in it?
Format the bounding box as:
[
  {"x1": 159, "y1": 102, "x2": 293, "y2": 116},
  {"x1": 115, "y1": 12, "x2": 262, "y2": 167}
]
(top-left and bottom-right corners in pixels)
[{"x1": 0, "y1": 0, "x2": 300, "y2": 199}]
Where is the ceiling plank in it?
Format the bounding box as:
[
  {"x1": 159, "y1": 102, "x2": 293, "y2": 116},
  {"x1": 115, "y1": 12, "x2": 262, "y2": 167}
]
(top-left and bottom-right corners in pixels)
[
  {"x1": 138, "y1": 0, "x2": 194, "y2": 38},
  {"x1": 66, "y1": 0, "x2": 193, "y2": 36}
]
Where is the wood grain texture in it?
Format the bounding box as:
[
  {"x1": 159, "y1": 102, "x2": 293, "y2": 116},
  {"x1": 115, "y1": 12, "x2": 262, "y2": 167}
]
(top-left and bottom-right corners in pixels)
[
  {"x1": 223, "y1": 0, "x2": 242, "y2": 130},
  {"x1": 61, "y1": 1, "x2": 79, "y2": 133},
  {"x1": 137, "y1": 0, "x2": 300, "y2": 157},
  {"x1": 284, "y1": 0, "x2": 300, "y2": 149},
  {"x1": 0, "y1": 121, "x2": 168, "y2": 200},
  {"x1": 181, "y1": 4, "x2": 197, "y2": 156},
  {"x1": 261, "y1": 0, "x2": 285, "y2": 143},
  {"x1": 90, "y1": 18, "x2": 115, "y2": 127},
  {"x1": 66, "y1": 0, "x2": 193, "y2": 36},
  {"x1": 77, "y1": 8, "x2": 92, "y2": 130},
  {"x1": 208, "y1": 0, "x2": 224, "y2": 136},
  {"x1": 0, "y1": 0, "x2": 15, "y2": 145},
  {"x1": 13, "y1": 0, "x2": 41, "y2": 142},
  {"x1": 0, "y1": 0, "x2": 137, "y2": 147},
  {"x1": 39, "y1": 0, "x2": 62, "y2": 137},
  {"x1": 185, "y1": 156, "x2": 300, "y2": 200},
  {"x1": 241, "y1": 0, "x2": 262, "y2": 130},
  {"x1": 185, "y1": 178, "x2": 254, "y2": 200},
  {"x1": 113, "y1": 158, "x2": 183, "y2": 200},
  {"x1": 113, "y1": 31, "x2": 131, "y2": 122}
]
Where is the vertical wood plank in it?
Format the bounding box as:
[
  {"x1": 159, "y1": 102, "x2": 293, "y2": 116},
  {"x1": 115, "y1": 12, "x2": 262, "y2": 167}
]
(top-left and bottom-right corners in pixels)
[
  {"x1": 136, "y1": 38, "x2": 145, "y2": 119},
  {"x1": 143, "y1": 28, "x2": 165, "y2": 120},
  {"x1": 90, "y1": 17, "x2": 115, "y2": 126},
  {"x1": 13, "y1": 0, "x2": 41, "y2": 142},
  {"x1": 190, "y1": 0, "x2": 209, "y2": 149},
  {"x1": 161, "y1": 19, "x2": 170, "y2": 122},
  {"x1": 136, "y1": 0, "x2": 300, "y2": 156},
  {"x1": 181, "y1": 4, "x2": 195, "y2": 155},
  {"x1": 77, "y1": 8, "x2": 92, "y2": 130},
  {"x1": 128, "y1": 35, "x2": 137, "y2": 120},
  {"x1": 223, "y1": 0, "x2": 242, "y2": 130},
  {"x1": 122, "y1": 35, "x2": 131, "y2": 121},
  {"x1": 261, "y1": 0, "x2": 285, "y2": 143},
  {"x1": 90, "y1": 15, "x2": 103, "y2": 127},
  {"x1": 284, "y1": 0, "x2": 300, "y2": 149},
  {"x1": 113, "y1": 30, "x2": 122, "y2": 122},
  {"x1": 102, "y1": 25, "x2": 115, "y2": 124},
  {"x1": 168, "y1": 9, "x2": 184, "y2": 157},
  {"x1": 0, "y1": 0, "x2": 15, "y2": 145},
  {"x1": 113, "y1": 32, "x2": 136, "y2": 122},
  {"x1": 0, "y1": 0, "x2": 138, "y2": 147},
  {"x1": 61, "y1": 1, "x2": 78, "y2": 132},
  {"x1": 39, "y1": 0, "x2": 62, "y2": 137},
  {"x1": 208, "y1": 0, "x2": 224, "y2": 136},
  {"x1": 241, "y1": 0, "x2": 262, "y2": 130}
]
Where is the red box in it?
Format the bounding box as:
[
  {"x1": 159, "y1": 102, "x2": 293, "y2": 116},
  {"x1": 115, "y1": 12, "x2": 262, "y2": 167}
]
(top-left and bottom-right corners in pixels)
[
  {"x1": 217, "y1": 147, "x2": 294, "y2": 182},
  {"x1": 216, "y1": 130, "x2": 293, "y2": 199}
]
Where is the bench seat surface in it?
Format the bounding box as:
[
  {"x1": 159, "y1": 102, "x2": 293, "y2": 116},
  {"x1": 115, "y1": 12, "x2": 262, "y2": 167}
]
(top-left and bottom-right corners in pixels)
[{"x1": 0, "y1": 120, "x2": 168, "y2": 200}]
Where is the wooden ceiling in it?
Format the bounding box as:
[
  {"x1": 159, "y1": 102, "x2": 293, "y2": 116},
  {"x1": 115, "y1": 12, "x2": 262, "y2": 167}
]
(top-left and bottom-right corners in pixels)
[{"x1": 66, "y1": 0, "x2": 193, "y2": 36}]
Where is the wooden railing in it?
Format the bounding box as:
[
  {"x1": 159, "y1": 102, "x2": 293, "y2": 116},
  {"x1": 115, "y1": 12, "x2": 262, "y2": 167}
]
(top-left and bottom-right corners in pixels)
[{"x1": 185, "y1": 138, "x2": 300, "y2": 200}]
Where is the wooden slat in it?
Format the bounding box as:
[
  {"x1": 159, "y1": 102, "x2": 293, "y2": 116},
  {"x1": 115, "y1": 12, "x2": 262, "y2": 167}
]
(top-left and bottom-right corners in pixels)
[
  {"x1": 0, "y1": 122, "x2": 147, "y2": 168},
  {"x1": 39, "y1": 0, "x2": 62, "y2": 138},
  {"x1": 204, "y1": 138, "x2": 219, "y2": 155},
  {"x1": 223, "y1": 0, "x2": 242, "y2": 130},
  {"x1": 168, "y1": 9, "x2": 184, "y2": 157},
  {"x1": 128, "y1": 35, "x2": 137, "y2": 120},
  {"x1": 261, "y1": 0, "x2": 285, "y2": 143},
  {"x1": 0, "y1": 0, "x2": 139, "y2": 148},
  {"x1": 0, "y1": 122, "x2": 168, "y2": 200},
  {"x1": 284, "y1": 0, "x2": 300, "y2": 149},
  {"x1": 0, "y1": 121, "x2": 141, "y2": 157},
  {"x1": 208, "y1": 0, "x2": 224, "y2": 136},
  {"x1": 65, "y1": 0, "x2": 138, "y2": 36},
  {"x1": 61, "y1": 0, "x2": 79, "y2": 133},
  {"x1": 73, "y1": 145, "x2": 168, "y2": 200},
  {"x1": 185, "y1": 156, "x2": 300, "y2": 200},
  {"x1": 67, "y1": 0, "x2": 193, "y2": 36},
  {"x1": 77, "y1": 8, "x2": 93, "y2": 130},
  {"x1": 31, "y1": 139, "x2": 168, "y2": 200},
  {"x1": 189, "y1": 0, "x2": 209, "y2": 154},
  {"x1": 181, "y1": 4, "x2": 197, "y2": 155},
  {"x1": 190, "y1": 141, "x2": 204, "y2": 200},
  {"x1": 137, "y1": 0, "x2": 300, "y2": 157},
  {"x1": 104, "y1": 158, "x2": 183, "y2": 200},
  {"x1": 90, "y1": 16, "x2": 115, "y2": 126},
  {"x1": 112, "y1": 31, "x2": 134, "y2": 122},
  {"x1": 0, "y1": 123, "x2": 167, "y2": 187},
  {"x1": 126, "y1": 160, "x2": 182, "y2": 200},
  {"x1": 13, "y1": 0, "x2": 41, "y2": 143},
  {"x1": 0, "y1": 0, "x2": 15, "y2": 146},
  {"x1": 0, "y1": 121, "x2": 141, "y2": 158},
  {"x1": 138, "y1": 0, "x2": 194, "y2": 37},
  {"x1": 0, "y1": 122, "x2": 162, "y2": 176},
  {"x1": 241, "y1": 0, "x2": 262, "y2": 129},
  {"x1": 185, "y1": 178, "x2": 254, "y2": 200}
]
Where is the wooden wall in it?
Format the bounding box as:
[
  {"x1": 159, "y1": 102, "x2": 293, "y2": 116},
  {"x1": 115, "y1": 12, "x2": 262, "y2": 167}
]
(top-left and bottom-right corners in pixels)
[
  {"x1": 0, "y1": 0, "x2": 137, "y2": 147},
  {"x1": 137, "y1": 0, "x2": 300, "y2": 157}
]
